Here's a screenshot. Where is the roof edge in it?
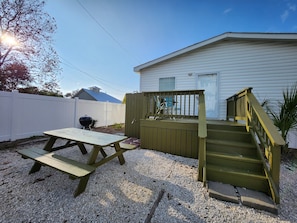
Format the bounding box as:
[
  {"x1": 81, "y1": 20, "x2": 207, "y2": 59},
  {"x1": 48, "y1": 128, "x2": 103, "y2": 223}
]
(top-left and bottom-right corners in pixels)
[{"x1": 134, "y1": 32, "x2": 297, "y2": 72}]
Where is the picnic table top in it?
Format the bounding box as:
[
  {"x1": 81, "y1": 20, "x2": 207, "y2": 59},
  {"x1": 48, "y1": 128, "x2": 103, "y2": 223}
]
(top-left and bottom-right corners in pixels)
[{"x1": 44, "y1": 128, "x2": 127, "y2": 147}]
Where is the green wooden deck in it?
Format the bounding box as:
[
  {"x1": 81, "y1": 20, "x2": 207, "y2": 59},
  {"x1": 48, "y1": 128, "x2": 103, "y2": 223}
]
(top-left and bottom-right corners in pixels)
[
  {"x1": 125, "y1": 89, "x2": 284, "y2": 206},
  {"x1": 140, "y1": 119, "x2": 243, "y2": 158}
]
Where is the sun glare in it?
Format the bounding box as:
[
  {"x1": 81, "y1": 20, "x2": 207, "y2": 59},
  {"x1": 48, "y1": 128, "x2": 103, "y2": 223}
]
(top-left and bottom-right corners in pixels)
[{"x1": 0, "y1": 33, "x2": 18, "y2": 47}]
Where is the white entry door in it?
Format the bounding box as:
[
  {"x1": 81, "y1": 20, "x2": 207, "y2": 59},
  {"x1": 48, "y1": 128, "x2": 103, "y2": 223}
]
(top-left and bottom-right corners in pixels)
[{"x1": 197, "y1": 73, "x2": 218, "y2": 119}]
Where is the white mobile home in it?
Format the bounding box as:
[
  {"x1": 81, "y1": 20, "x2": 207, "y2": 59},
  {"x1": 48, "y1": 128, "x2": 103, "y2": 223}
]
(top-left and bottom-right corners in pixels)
[{"x1": 134, "y1": 32, "x2": 297, "y2": 119}]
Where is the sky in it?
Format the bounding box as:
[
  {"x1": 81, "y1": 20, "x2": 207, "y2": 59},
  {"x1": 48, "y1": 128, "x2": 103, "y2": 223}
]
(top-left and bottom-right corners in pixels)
[{"x1": 44, "y1": 0, "x2": 297, "y2": 100}]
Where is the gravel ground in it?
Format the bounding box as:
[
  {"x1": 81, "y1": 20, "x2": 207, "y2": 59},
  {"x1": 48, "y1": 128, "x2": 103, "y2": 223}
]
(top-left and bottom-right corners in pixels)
[{"x1": 0, "y1": 140, "x2": 297, "y2": 223}]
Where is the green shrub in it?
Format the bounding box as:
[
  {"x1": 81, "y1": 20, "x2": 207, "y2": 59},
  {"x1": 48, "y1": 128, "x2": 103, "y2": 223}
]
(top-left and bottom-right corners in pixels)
[{"x1": 266, "y1": 83, "x2": 297, "y2": 153}]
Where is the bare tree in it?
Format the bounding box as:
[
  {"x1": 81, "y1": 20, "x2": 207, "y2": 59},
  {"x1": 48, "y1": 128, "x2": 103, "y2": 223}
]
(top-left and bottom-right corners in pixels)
[{"x1": 0, "y1": 0, "x2": 61, "y2": 91}]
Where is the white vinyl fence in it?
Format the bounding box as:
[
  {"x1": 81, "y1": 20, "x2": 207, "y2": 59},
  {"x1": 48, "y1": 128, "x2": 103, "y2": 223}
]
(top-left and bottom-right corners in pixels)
[{"x1": 0, "y1": 91, "x2": 125, "y2": 142}]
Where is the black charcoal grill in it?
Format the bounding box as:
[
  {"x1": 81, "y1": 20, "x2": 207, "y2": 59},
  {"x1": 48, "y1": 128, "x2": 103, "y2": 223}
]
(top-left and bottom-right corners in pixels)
[{"x1": 79, "y1": 116, "x2": 93, "y2": 130}]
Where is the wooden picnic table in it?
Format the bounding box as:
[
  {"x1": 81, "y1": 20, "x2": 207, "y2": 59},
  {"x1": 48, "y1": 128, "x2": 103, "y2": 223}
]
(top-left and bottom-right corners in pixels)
[{"x1": 18, "y1": 128, "x2": 137, "y2": 197}]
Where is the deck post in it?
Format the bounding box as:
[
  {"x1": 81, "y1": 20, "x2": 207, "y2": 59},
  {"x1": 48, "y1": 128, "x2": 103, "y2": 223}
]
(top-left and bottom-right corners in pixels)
[
  {"x1": 197, "y1": 91, "x2": 207, "y2": 183},
  {"x1": 198, "y1": 137, "x2": 206, "y2": 182}
]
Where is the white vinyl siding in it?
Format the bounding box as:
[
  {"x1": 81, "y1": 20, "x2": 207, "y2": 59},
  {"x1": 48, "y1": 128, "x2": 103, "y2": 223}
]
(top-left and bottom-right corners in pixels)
[{"x1": 139, "y1": 39, "x2": 297, "y2": 120}]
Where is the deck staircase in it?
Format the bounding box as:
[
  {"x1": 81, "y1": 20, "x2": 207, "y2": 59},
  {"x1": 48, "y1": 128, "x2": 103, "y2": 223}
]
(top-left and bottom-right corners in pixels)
[
  {"x1": 206, "y1": 123, "x2": 268, "y2": 192},
  {"x1": 205, "y1": 122, "x2": 277, "y2": 213},
  {"x1": 197, "y1": 88, "x2": 285, "y2": 214}
]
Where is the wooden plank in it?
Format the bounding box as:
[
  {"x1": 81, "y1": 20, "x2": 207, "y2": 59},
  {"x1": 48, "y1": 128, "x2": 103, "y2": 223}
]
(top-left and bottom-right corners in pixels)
[
  {"x1": 18, "y1": 147, "x2": 49, "y2": 157},
  {"x1": 92, "y1": 150, "x2": 126, "y2": 168},
  {"x1": 51, "y1": 154, "x2": 96, "y2": 176},
  {"x1": 125, "y1": 93, "x2": 146, "y2": 138},
  {"x1": 160, "y1": 128, "x2": 169, "y2": 154},
  {"x1": 50, "y1": 142, "x2": 78, "y2": 151},
  {"x1": 140, "y1": 119, "x2": 199, "y2": 158},
  {"x1": 173, "y1": 129, "x2": 180, "y2": 155},
  {"x1": 198, "y1": 92, "x2": 207, "y2": 138},
  {"x1": 152, "y1": 126, "x2": 158, "y2": 150},
  {"x1": 44, "y1": 128, "x2": 127, "y2": 147},
  {"x1": 18, "y1": 148, "x2": 95, "y2": 178},
  {"x1": 74, "y1": 175, "x2": 91, "y2": 197},
  {"x1": 186, "y1": 130, "x2": 193, "y2": 158},
  {"x1": 179, "y1": 129, "x2": 187, "y2": 156},
  {"x1": 167, "y1": 128, "x2": 175, "y2": 155},
  {"x1": 114, "y1": 143, "x2": 125, "y2": 165}
]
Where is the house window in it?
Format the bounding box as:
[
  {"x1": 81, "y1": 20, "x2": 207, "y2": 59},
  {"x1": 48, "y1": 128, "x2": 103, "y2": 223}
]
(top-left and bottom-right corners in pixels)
[{"x1": 159, "y1": 77, "x2": 175, "y2": 91}]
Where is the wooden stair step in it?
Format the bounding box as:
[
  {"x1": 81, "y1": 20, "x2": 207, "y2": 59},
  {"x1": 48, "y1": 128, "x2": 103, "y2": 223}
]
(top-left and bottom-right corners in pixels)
[
  {"x1": 206, "y1": 151, "x2": 263, "y2": 174},
  {"x1": 207, "y1": 129, "x2": 252, "y2": 143},
  {"x1": 207, "y1": 122, "x2": 246, "y2": 131},
  {"x1": 208, "y1": 129, "x2": 250, "y2": 134},
  {"x1": 207, "y1": 164, "x2": 265, "y2": 177},
  {"x1": 207, "y1": 139, "x2": 255, "y2": 148},
  {"x1": 206, "y1": 139, "x2": 258, "y2": 158},
  {"x1": 207, "y1": 151, "x2": 262, "y2": 163},
  {"x1": 207, "y1": 164, "x2": 267, "y2": 180},
  {"x1": 206, "y1": 164, "x2": 268, "y2": 193}
]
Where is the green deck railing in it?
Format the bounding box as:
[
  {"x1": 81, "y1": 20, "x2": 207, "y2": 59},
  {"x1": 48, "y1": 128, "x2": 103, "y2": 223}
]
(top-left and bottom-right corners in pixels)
[
  {"x1": 226, "y1": 88, "x2": 285, "y2": 204},
  {"x1": 143, "y1": 90, "x2": 204, "y2": 120}
]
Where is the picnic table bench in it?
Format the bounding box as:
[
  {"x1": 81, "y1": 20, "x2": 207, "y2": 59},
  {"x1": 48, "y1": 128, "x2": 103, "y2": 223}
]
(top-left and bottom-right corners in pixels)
[{"x1": 17, "y1": 128, "x2": 138, "y2": 197}]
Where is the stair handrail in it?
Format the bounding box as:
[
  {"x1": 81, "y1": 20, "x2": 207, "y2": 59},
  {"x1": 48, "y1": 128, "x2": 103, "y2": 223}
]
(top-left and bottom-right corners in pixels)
[
  {"x1": 246, "y1": 92, "x2": 285, "y2": 147},
  {"x1": 246, "y1": 92, "x2": 285, "y2": 204},
  {"x1": 226, "y1": 87, "x2": 285, "y2": 204},
  {"x1": 197, "y1": 90, "x2": 207, "y2": 185}
]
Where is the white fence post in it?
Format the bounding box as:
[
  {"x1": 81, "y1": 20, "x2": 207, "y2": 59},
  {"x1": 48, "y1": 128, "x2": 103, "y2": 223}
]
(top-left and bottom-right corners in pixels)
[
  {"x1": 10, "y1": 90, "x2": 19, "y2": 141},
  {"x1": 74, "y1": 97, "x2": 79, "y2": 127},
  {"x1": 105, "y1": 102, "x2": 108, "y2": 127}
]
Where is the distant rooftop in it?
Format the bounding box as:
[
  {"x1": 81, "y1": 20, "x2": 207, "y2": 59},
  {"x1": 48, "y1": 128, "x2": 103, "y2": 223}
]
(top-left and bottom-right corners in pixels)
[{"x1": 74, "y1": 88, "x2": 121, "y2": 103}]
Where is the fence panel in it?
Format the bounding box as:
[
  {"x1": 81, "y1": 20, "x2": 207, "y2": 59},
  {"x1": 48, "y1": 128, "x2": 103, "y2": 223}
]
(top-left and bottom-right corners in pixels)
[
  {"x1": 11, "y1": 92, "x2": 75, "y2": 141},
  {"x1": 0, "y1": 91, "x2": 13, "y2": 142},
  {"x1": 0, "y1": 91, "x2": 125, "y2": 142}
]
